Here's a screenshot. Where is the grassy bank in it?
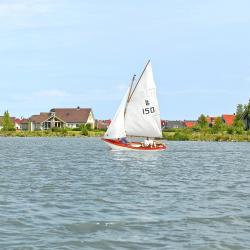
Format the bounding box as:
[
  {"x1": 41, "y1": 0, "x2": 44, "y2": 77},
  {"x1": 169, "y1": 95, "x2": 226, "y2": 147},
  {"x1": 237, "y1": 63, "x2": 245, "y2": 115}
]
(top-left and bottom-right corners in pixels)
[
  {"x1": 163, "y1": 129, "x2": 250, "y2": 142},
  {"x1": 0, "y1": 129, "x2": 105, "y2": 137},
  {"x1": 1, "y1": 128, "x2": 249, "y2": 142}
]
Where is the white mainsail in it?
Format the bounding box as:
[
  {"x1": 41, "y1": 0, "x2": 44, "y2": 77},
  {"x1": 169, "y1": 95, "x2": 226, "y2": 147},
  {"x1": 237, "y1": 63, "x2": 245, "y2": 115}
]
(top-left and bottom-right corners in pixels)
[
  {"x1": 104, "y1": 61, "x2": 162, "y2": 139},
  {"x1": 104, "y1": 88, "x2": 129, "y2": 139},
  {"x1": 124, "y1": 62, "x2": 162, "y2": 138}
]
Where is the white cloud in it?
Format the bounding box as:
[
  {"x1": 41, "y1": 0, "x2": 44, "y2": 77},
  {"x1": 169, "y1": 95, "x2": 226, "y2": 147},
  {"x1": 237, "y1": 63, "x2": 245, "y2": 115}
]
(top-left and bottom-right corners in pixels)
[
  {"x1": 35, "y1": 89, "x2": 69, "y2": 98},
  {"x1": 0, "y1": 0, "x2": 61, "y2": 29}
]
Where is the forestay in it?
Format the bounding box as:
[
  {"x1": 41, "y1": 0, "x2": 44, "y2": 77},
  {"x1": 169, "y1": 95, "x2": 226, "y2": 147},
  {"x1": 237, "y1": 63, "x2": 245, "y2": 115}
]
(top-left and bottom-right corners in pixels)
[{"x1": 124, "y1": 62, "x2": 162, "y2": 138}]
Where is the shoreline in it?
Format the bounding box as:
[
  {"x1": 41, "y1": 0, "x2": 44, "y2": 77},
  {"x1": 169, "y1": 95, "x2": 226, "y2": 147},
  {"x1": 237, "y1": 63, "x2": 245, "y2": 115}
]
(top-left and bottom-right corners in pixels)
[
  {"x1": 0, "y1": 130, "x2": 249, "y2": 142},
  {"x1": 0, "y1": 130, "x2": 105, "y2": 138}
]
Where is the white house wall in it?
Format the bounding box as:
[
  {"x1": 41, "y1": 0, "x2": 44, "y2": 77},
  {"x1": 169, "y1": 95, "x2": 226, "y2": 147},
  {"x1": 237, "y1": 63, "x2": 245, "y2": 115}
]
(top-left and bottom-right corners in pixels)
[
  {"x1": 87, "y1": 111, "x2": 95, "y2": 129},
  {"x1": 15, "y1": 123, "x2": 21, "y2": 130},
  {"x1": 66, "y1": 123, "x2": 80, "y2": 128}
]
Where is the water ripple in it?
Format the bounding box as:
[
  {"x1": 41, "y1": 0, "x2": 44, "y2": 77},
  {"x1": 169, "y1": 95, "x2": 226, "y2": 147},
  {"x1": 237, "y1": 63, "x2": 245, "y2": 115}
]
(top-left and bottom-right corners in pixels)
[{"x1": 0, "y1": 138, "x2": 250, "y2": 249}]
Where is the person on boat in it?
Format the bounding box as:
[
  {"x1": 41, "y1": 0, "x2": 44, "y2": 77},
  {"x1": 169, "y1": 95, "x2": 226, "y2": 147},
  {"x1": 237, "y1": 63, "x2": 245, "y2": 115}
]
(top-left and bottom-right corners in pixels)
[
  {"x1": 148, "y1": 138, "x2": 154, "y2": 148},
  {"x1": 144, "y1": 137, "x2": 157, "y2": 148},
  {"x1": 144, "y1": 137, "x2": 150, "y2": 147},
  {"x1": 120, "y1": 137, "x2": 128, "y2": 144}
]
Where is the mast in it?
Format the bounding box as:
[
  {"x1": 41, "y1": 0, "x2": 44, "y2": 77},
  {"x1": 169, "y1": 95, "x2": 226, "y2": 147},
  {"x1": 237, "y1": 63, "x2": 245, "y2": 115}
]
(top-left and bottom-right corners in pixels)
[
  {"x1": 124, "y1": 74, "x2": 136, "y2": 117},
  {"x1": 128, "y1": 74, "x2": 136, "y2": 101},
  {"x1": 127, "y1": 59, "x2": 151, "y2": 102}
]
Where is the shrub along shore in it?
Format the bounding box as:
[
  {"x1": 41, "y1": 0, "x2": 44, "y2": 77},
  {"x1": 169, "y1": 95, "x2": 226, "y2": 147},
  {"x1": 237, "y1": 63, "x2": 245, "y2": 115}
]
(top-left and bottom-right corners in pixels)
[
  {"x1": 0, "y1": 129, "x2": 105, "y2": 137},
  {"x1": 162, "y1": 129, "x2": 250, "y2": 142},
  {"x1": 0, "y1": 128, "x2": 249, "y2": 142}
]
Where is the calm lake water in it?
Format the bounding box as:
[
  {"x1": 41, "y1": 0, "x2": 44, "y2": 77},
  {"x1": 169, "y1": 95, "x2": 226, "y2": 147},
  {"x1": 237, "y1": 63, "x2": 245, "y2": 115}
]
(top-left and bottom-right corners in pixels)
[{"x1": 0, "y1": 138, "x2": 250, "y2": 250}]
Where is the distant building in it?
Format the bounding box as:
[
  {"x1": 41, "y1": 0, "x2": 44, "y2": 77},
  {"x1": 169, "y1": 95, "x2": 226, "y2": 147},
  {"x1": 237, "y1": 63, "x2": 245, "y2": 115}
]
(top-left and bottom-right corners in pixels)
[
  {"x1": 20, "y1": 107, "x2": 95, "y2": 131},
  {"x1": 162, "y1": 120, "x2": 197, "y2": 129},
  {"x1": 14, "y1": 118, "x2": 21, "y2": 130},
  {"x1": 221, "y1": 114, "x2": 236, "y2": 126},
  {"x1": 183, "y1": 120, "x2": 197, "y2": 128},
  {"x1": 164, "y1": 120, "x2": 185, "y2": 129},
  {"x1": 206, "y1": 116, "x2": 218, "y2": 126},
  {"x1": 20, "y1": 119, "x2": 30, "y2": 131},
  {"x1": 161, "y1": 120, "x2": 168, "y2": 129},
  {"x1": 95, "y1": 120, "x2": 111, "y2": 130}
]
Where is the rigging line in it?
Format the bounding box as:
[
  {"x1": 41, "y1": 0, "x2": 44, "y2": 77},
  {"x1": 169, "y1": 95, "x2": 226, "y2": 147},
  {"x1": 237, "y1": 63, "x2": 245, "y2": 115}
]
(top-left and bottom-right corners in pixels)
[{"x1": 127, "y1": 59, "x2": 151, "y2": 102}]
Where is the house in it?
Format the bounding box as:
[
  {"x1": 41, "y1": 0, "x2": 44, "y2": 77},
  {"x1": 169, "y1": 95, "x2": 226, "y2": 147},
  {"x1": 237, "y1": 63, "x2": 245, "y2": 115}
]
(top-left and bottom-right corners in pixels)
[
  {"x1": 206, "y1": 116, "x2": 218, "y2": 126},
  {"x1": 14, "y1": 118, "x2": 21, "y2": 130},
  {"x1": 21, "y1": 107, "x2": 95, "y2": 131},
  {"x1": 221, "y1": 114, "x2": 236, "y2": 126},
  {"x1": 183, "y1": 120, "x2": 197, "y2": 128},
  {"x1": 164, "y1": 120, "x2": 185, "y2": 129},
  {"x1": 20, "y1": 118, "x2": 30, "y2": 131},
  {"x1": 161, "y1": 120, "x2": 168, "y2": 129},
  {"x1": 95, "y1": 120, "x2": 111, "y2": 130},
  {"x1": 32, "y1": 113, "x2": 51, "y2": 130}
]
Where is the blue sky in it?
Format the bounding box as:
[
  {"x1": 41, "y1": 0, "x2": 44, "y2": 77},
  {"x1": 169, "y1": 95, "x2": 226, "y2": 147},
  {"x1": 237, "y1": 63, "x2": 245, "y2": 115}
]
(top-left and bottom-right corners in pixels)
[{"x1": 0, "y1": 0, "x2": 249, "y2": 120}]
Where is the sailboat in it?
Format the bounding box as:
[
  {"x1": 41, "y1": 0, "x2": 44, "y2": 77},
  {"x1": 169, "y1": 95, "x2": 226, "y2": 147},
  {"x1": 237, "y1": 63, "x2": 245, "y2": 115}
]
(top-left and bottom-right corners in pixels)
[{"x1": 102, "y1": 60, "x2": 166, "y2": 151}]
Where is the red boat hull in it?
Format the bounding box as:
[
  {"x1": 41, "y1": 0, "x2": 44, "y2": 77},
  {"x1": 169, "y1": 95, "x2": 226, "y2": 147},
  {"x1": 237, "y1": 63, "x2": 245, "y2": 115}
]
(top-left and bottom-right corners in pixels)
[{"x1": 102, "y1": 138, "x2": 166, "y2": 151}]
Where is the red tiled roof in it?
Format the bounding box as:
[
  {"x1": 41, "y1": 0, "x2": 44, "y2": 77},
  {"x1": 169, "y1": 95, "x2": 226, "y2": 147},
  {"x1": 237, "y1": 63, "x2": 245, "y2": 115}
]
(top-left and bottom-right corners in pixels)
[
  {"x1": 105, "y1": 120, "x2": 111, "y2": 125},
  {"x1": 99, "y1": 119, "x2": 111, "y2": 125},
  {"x1": 183, "y1": 121, "x2": 197, "y2": 128},
  {"x1": 21, "y1": 108, "x2": 92, "y2": 124},
  {"x1": 96, "y1": 120, "x2": 110, "y2": 129},
  {"x1": 15, "y1": 118, "x2": 22, "y2": 124},
  {"x1": 20, "y1": 118, "x2": 29, "y2": 124},
  {"x1": 51, "y1": 108, "x2": 92, "y2": 123},
  {"x1": 29, "y1": 113, "x2": 50, "y2": 123},
  {"x1": 222, "y1": 114, "x2": 235, "y2": 125}
]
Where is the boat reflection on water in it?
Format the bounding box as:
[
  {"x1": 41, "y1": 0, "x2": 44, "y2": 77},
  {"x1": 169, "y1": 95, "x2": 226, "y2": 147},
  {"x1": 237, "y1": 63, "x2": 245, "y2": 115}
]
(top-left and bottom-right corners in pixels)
[{"x1": 109, "y1": 141, "x2": 168, "y2": 163}]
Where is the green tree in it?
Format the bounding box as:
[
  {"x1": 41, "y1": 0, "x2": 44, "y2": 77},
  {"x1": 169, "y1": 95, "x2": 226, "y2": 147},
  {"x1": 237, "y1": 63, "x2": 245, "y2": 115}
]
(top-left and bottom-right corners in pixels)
[
  {"x1": 80, "y1": 124, "x2": 89, "y2": 136},
  {"x1": 232, "y1": 118, "x2": 245, "y2": 134},
  {"x1": 212, "y1": 117, "x2": 224, "y2": 133},
  {"x1": 236, "y1": 104, "x2": 244, "y2": 118},
  {"x1": 2, "y1": 111, "x2": 15, "y2": 131},
  {"x1": 85, "y1": 123, "x2": 92, "y2": 131},
  {"x1": 197, "y1": 114, "x2": 208, "y2": 129},
  {"x1": 246, "y1": 100, "x2": 250, "y2": 119},
  {"x1": 227, "y1": 126, "x2": 235, "y2": 135},
  {"x1": 234, "y1": 100, "x2": 250, "y2": 131}
]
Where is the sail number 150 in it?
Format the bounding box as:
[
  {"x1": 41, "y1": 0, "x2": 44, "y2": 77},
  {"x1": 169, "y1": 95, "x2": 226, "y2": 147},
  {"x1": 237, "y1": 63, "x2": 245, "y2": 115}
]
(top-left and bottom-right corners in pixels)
[{"x1": 142, "y1": 107, "x2": 155, "y2": 115}]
